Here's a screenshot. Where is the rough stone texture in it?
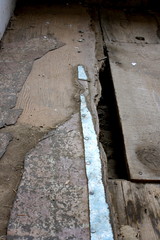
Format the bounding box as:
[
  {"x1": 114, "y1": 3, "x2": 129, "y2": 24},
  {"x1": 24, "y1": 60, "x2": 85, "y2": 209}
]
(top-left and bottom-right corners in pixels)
[
  {"x1": 0, "y1": 133, "x2": 12, "y2": 158},
  {"x1": 0, "y1": 16, "x2": 63, "y2": 128},
  {"x1": 0, "y1": 93, "x2": 17, "y2": 109},
  {"x1": 0, "y1": 109, "x2": 23, "y2": 128},
  {"x1": 7, "y1": 114, "x2": 90, "y2": 240},
  {"x1": 0, "y1": 125, "x2": 45, "y2": 236},
  {"x1": 5, "y1": 109, "x2": 23, "y2": 126},
  {"x1": 0, "y1": 3, "x2": 99, "y2": 236}
]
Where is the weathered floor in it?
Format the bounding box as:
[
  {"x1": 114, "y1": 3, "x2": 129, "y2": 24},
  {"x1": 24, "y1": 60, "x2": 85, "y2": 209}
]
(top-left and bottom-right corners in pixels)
[
  {"x1": 0, "y1": 1, "x2": 160, "y2": 240},
  {"x1": 100, "y1": 8, "x2": 160, "y2": 240},
  {"x1": 0, "y1": 1, "x2": 102, "y2": 239}
]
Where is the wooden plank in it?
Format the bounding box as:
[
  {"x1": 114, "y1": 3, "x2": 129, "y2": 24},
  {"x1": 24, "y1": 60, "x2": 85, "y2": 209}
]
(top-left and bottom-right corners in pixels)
[
  {"x1": 101, "y1": 9, "x2": 160, "y2": 44},
  {"x1": 106, "y1": 43, "x2": 160, "y2": 180},
  {"x1": 108, "y1": 180, "x2": 160, "y2": 240},
  {"x1": 101, "y1": 9, "x2": 160, "y2": 180}
]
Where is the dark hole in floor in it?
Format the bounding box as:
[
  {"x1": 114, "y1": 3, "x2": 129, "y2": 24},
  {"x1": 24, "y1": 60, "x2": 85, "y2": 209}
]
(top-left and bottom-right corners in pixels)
[
  {"x1": 135, "y1": 36, "x2": 145, "y2": 41},
  {"x1": 97, "y1": 47, "x2": 128, "y2": 179}
]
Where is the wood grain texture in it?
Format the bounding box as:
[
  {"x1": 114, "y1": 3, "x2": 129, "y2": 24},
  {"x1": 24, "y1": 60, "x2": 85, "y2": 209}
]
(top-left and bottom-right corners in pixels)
[
  {"x1": 0, "y1": 4, "x2": 62, "y2": 129},
  {"x1": 15, "y1": 5, "x2": 96, "y2": 128},
  {"x1": 101, "y1": 9, "x2": 160, "y2": 44},
  {"x1": 107, "y1": 43, "x2": 160, "y2": 180},
  {"x1": 101, "y1": 10, "x2": 160, "y2": 180},
  {"x1": 108, "y1": 180, "x2": 160, "y2": 240}
]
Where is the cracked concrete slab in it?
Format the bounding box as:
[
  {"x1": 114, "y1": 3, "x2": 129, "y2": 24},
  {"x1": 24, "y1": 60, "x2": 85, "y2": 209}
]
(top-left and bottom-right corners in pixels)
[{"x1": 7, "y1": 114, "x2": 90, "y2": 240}]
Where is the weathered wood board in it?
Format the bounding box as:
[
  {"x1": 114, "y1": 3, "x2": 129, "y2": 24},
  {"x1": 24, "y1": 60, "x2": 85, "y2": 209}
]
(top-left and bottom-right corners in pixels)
[
  {"x1": 107, "y1": 43, "x2": 160, "y2": 181},
  {"x1": 101, "y1": 10, "x2": 160, "y2": 181},
  {"x1": 101, "y1": 9, "x2": 160, "y2": 44},
  {"x1": 108, "y1": 180, "x2": 160, "y2": 240}
]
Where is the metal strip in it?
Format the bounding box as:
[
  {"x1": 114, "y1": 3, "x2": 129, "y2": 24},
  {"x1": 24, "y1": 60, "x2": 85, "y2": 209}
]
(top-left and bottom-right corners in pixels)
[
  {"x1": 78, "y1": 65, "x2": 88, "y2": 80},
  {"x1": 80, "y1": 94, "x2": 114, "y2": 240}
]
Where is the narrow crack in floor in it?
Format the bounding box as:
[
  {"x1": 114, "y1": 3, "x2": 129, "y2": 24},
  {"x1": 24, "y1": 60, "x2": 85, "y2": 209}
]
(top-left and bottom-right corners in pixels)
[{"x1": 97, "y1": 57, "x2": 128, "y2": 180}]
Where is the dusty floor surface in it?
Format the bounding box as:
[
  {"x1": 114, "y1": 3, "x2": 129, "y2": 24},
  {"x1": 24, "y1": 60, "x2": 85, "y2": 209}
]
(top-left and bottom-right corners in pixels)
[
  {"x1": 0, "y1": 1, "x2": 101, "y2": 239},
  {"x1": 1, "y1": 1, "x2": 160, "y2": 240},
  {"x1": 100, "y1": 8, "x2": 160, "y2": 240}
]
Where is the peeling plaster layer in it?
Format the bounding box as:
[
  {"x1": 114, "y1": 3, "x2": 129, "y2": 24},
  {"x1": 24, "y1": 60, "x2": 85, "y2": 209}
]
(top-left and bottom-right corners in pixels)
[{"x1": 80, "y1": 94, "x2": 114, "y2": 240}]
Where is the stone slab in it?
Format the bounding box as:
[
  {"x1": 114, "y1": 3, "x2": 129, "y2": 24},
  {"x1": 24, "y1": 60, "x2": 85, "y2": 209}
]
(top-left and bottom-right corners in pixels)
[{"x1": 7, "y1": 114, "x2": 90, "y2": 239}]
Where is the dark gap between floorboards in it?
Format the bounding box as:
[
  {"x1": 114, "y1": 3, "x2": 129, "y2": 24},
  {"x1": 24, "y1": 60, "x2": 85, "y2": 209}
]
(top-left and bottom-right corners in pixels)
[{"x1": 97, "y1": 47, "x2": 128, "y2": 180}]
